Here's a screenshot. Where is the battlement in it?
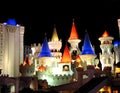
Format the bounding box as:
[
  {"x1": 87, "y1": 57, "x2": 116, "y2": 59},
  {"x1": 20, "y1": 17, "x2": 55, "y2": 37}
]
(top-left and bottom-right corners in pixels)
[
  {"x1": 31, "y1": 43, "x2": 41, "y2": 48},
  {"x1": 37, "y1": 71, "x2": 73, "y2": 86},
  {"x1": 19, "y1": 63, "x2": 35, "y2": 76}
]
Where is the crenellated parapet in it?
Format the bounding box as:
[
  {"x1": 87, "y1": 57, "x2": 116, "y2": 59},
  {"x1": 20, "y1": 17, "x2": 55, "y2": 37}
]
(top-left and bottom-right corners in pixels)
[
  {"x1": 31, "y1": 43, "x2": 41, "y2": 56},
  {"x1": 36, "y1": 71, "x2": 73, "y2": 86},
  {"x1": 5, "y1": 25, "x2": 17, "y2": 33},
  {"x1": 19, "y1": 63, "x2": 35, "y2": 77}
]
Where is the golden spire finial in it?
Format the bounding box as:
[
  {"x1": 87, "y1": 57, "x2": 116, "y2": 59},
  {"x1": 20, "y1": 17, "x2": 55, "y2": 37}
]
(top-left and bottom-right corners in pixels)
[
  {"x1": 54, "y1": 24, "x2": 56, "y2": 27},
  {"x1": 51, "y1": 24, "x2": 59, "y2": 41},
  {"x1": 72, "y1": 18, "x2": 75, "y2": 24},
  {"x1": 45, "y1": 32, "x2": 47, "y2": 36}
]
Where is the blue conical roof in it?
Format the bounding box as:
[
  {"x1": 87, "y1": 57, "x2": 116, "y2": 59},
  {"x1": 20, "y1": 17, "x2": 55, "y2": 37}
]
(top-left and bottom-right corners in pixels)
[
  {"x1": 81, "y1": 31, "x2": 95, "y2": 55},
  {"x1": 38, "y1": 37, "x2": 52, "y2": 57}
]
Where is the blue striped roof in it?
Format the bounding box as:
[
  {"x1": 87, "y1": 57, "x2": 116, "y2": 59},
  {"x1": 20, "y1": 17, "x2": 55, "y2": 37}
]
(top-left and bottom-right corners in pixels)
[
  {"x1": 81, "y1": 32, "x2": 95, "y2": 55},
  {"x1": 38, "y1": 37, "x2": 52, "y2": 57}
]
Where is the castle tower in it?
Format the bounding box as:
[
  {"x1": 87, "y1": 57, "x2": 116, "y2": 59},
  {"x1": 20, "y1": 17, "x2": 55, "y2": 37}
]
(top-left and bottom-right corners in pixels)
[
  {"x1": 38, "y1": 36, "x2": 53, "y2": 67},
  {"x1": 56, "y1": 44, "x2": 73, "y2": 76},
  {"x1": 61, "y1": 44, "x2": 72, "y2": 63},
  {"x1": 114, "y1": 19, "x2": 120, "y2": 64},
  {"x1": 80, "y1": 31, "x2": 96, "y2": 70},
  {"x1": 99, "y1": 31, "x2": 114, "y2": 71},
  {"x1": 68, "y1": 19, "x2": 81, "y2": 60},
  {"x1": 19, "y1": 55, "x2": 35, "y2": 76},
  {"x1": 36, "y1": 36, "x2": 58, "y2": 86},
  {"x1": 37, "y1": 36, "x2": 54, "y2": 78},
  {"x1": 48, "y1": 25, "x2": 62, "y2": 63},
  {"x1": 0, "y1": 19, "x2": 24, "y2": 77}
]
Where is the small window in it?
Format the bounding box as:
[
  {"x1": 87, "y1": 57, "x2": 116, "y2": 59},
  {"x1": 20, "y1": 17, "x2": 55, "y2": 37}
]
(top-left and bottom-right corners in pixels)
[{"x1": 63, "y1": 65, "x2": 69, "y2": 71}]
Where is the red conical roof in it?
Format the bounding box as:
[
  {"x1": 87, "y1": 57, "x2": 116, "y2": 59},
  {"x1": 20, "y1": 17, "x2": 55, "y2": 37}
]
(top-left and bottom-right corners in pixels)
[
  {"x1": 102, "y1": 30, "x2": 109, "y2": 37},
  {"x1": 69, "y1": 20, "x2": 79, "y2": 40},
  {"x1": 23, "y1": 54, "x2": 31, "y2": 66},
  {"x1": 61, "y1": 45, "x2": 72, "y2": 62}
]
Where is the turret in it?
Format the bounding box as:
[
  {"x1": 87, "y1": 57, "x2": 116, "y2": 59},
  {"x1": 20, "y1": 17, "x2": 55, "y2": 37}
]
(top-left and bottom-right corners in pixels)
[
  {"x1": 38, "y1": 36, "x2": 53, "y2": 67},
  {"x1": 56, "y1": 44, "x2": 73, "y2": 76},
  {"x1": 36, "y1": 35, "x2": 54, "y2": 82},
  {"x1": 19, "y1": 55, "x2": 35, "y2": 76},
  {"x1": 80, "y1": 31, "x2": 96, "y2": 70},
  {"x1": 99, "y1": 31, "x2": 114, "y2": 72},
  {"x1": 68, "y1": 19, "x2": 81, "y2": 60},
  {"x1": 48, "y1": 25, "x2": 62, "y2": 62}
]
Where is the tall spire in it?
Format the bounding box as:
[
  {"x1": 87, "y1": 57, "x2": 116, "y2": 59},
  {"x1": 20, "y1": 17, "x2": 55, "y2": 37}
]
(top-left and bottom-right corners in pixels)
[
  {"x1": 38, "y1": 36, "x2": 52, "y2": 57},
  {"x1": 61, "y1": 45, "x2": 72, "y2": 62},
  {"x1": 81, "y1": 31, "x2": 95, "y2": 55},
  {"x1": 51, "y1": 24, "x2": 59, "y2": 41},
  {"x1": 69, "y1": 18, "x2": 79, "y2": 40}
]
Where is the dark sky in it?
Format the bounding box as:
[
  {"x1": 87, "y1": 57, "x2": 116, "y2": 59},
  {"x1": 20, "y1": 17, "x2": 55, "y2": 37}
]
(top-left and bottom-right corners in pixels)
[{"x1": 0, "y1": 0, "x2": 120, "y2": 55}]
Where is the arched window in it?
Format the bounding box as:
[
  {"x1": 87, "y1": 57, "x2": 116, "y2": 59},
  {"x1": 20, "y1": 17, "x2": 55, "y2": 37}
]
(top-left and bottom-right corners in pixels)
[{"x1": 63, "y1": 65, "x2": 69, "y2": 71}]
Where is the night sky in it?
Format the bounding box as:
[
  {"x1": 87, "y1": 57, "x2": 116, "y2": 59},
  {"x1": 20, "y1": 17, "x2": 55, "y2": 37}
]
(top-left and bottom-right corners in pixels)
[{"x1": 0, "y1": 0, "x2": 120, "y2": 56}]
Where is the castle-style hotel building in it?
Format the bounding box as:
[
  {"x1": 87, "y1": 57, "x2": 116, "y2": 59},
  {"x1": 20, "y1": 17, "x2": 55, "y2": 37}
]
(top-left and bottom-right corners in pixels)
[{"x1": 0, "y1": 18, "x2": 120, "y2": 93}]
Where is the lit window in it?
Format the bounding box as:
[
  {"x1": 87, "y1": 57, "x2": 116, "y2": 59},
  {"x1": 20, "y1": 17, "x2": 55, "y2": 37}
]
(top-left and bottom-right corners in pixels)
[{"x1": 63, "y1": 65, "x2": 69, "y2": 71}]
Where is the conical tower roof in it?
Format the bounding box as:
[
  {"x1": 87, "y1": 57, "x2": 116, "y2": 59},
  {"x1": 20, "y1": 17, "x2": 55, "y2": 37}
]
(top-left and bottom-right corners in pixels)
[
  {"x1": 51, "y1": 25, "x2": 59, "y2": 41},
  {"x1": 23, "y1": 54, "x2": 31, "y2": 66},
  {"x1": 61, "y1": 45, "x2": 72, "y2": 62},
  {"x1": 81, "y1": 31, "x2": 95, "y2": 55},
  {"x1": 99, "y1": 30, "x2": 114, "y2": 44},
  {"x1": 69, "y1": 19, "x2": 79, "y2": 40},
  {"x1": 102, "y1": 30, "x2": 109, "y2": 37},
  {"x1": 38, "y1": 36, "x2": 52, "y2": 57}
]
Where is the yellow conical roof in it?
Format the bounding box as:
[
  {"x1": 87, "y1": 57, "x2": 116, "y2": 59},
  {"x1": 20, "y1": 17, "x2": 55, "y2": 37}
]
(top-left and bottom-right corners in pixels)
[
  {"x1": 51, "y1": 25, "x2": 59, "y2": 41},
  {"x1": 102, "y1": 30, "x2": 109, "y2": 37}
]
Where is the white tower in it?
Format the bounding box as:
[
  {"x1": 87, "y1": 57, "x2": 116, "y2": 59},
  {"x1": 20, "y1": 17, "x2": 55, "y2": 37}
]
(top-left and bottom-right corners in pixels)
[
  {"x1": 48, "y1": 25, "x2": 62, "y2": 62},
  {"x1": 114, "y1": 19, "x2": 120, "y2": 64},
  {"x1": 0, "y1": 19, "x2": 24, "y2": 77},
  {"x1": 99, "y1": 31, "x2": 114, "y2": 72},
  {"x1": 68, "y1": 19, "x2": 81, "y2": 60}
]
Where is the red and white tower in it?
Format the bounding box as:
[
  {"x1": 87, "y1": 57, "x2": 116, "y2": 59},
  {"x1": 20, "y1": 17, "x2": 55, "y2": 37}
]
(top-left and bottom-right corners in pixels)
[{"x1": 68, "y1": 19, "x2": 81, "y2": 60}]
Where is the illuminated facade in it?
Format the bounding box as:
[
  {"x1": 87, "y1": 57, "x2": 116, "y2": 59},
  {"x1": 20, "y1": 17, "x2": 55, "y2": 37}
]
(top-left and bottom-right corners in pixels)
[
  {"x1": 0, "y1": 19, "x2": 24, "y2": 77},
  {"x1": 21, "y1": 19, "x2": 120, "y2": 92},
  {"x1": 1, "y1": 18, "x2": 120, "y2": 93}
]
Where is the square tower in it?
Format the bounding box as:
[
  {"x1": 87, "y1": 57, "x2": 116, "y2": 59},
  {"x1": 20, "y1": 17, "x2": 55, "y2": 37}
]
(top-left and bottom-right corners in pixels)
[{"x1": 0, "y1": 19, "x2": 24, "y2": 77}]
